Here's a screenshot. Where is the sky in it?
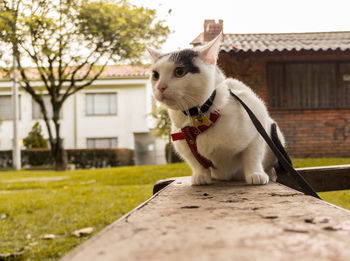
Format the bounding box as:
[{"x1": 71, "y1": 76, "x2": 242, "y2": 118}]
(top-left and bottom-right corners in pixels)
[{"x1": 131, "y1": 0, "x2": 350, "y2": 52}]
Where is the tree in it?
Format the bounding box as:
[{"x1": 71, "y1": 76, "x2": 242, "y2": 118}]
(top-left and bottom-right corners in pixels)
[
  {"x1": 0, "y1": 0, "x2": 169, "y2": 170},
  {"x1": 23, "y1": 122, "x2": 48, "y2": 149},
  {"x1": 151, "y1": 105, "x2": 182, "y2": 163},
  {"x1": 151, "y1": 105, "x2": 171, "y2": 142}
]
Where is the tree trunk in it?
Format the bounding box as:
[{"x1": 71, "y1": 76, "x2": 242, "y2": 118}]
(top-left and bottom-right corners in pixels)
[
  {"x1": 52, "y1": 106, "x2": 67, "y2": 171},
  {"x1": 52, "y1": 138, "x2": 67, "y2": 171}
]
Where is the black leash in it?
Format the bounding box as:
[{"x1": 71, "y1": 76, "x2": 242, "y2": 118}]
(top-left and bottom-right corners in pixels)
[{"x1": 229, "y1": 89, "x2": 320, "y2": 199}]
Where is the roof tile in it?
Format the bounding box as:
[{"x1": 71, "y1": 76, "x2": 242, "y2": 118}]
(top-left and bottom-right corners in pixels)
[
  {"x1": 220, "y1": 31, "x2": 350, "y2": 52},
  {"x1": 0, "y1": 65, "x2": 150, "y2": 80}
]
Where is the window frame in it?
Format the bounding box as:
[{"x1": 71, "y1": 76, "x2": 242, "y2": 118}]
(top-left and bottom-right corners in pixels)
[
  {"x1": 0, "y1": 94, "x2": 22, "y2": 121},
  {"x1": 85, "y1": 92, "x2": 118, "y2": 116},
  {"x1": 32, "y1": 95, "x2": 63, "y2": 120},
  {"x1": 86, "y1": 137, "x2": 118, "y2": 149},
  {"x1": 267, "y1": 61, "x2": 350, "y2": 110}
]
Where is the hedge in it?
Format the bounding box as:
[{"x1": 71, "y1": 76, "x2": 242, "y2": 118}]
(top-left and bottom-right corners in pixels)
[{"x1": 0, "y1": 148, "x2": 134, "y2": 169}]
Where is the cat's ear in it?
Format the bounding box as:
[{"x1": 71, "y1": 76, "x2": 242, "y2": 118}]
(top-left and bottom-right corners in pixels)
[
  {"x1": 146, "y1": 47, "x2": 163, "y2": 61},
  {"x1": 198, "y1": 32, "x2": 223, "y2": 65}
]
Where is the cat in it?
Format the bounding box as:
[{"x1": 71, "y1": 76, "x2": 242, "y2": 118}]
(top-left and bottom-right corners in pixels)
[{"x1": 147, "y1": 33, "x2": 285, "y2": 186}]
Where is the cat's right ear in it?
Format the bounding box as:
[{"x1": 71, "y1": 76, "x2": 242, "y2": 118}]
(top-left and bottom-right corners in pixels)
[
  {"x1": 198, "y1": 32, "x2": 223, "y2": 65},
  {"x1": 146, "y1": 47, "x2": 163, "y2": 61}
]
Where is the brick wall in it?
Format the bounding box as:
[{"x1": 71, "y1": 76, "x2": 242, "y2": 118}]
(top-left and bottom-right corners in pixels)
[
  {"x1": 271, "y1": 109, "x2": 350, "y2": 157},
  {"x1": 219, "y1": 50, "x2": 350, "y2": 157}
]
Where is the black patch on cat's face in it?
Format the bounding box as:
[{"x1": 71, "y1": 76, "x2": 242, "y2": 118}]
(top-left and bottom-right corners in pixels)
[{"x1": 169, "y1": 49, "x2": 200, "y2": 74}]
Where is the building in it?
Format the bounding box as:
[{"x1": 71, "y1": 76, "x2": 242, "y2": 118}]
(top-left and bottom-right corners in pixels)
[
  {"x1": 0, "y1": 65, "x2": 166, "y2": 165},
  {"x1": 192, "y1": 20, "x2": 350, "y2": 157}
]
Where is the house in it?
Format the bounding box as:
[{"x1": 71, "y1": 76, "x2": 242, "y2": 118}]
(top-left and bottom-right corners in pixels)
[
  {"x1": 0, "y1": 65, "x2": 166, "y2": 165},
  {"x1": 192, "y1": 20, "x2": 350, "y2": 157}
]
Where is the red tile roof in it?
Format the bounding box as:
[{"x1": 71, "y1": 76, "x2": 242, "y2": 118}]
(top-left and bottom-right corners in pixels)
[
  {"x1": 101, "y1": 65, "x2": 149, "y2": 78},
  {"x1": 0, "y1": 65, "x2": 150, "y2": 80},
  {"x1": 192, "y1": 31, "x2": 350, "y2": 53}
]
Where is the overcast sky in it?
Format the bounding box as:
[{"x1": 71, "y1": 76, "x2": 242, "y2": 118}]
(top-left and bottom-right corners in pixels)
[{"x1": 131, "y1": 0, "x2": 350, "y2": 52}]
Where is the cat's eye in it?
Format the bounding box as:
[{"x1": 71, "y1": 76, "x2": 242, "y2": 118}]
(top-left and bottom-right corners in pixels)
[
  {"x1": 174, "y1": 67, "x2": 186, "y2": 78},
  {"x1": 152, "y1": 71, "x2": 159, "y2": 81}
]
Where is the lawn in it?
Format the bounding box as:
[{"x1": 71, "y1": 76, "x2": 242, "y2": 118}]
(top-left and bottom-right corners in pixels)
[{"x1": 0, "y1": 158, "x2": 349, "y2": 260}]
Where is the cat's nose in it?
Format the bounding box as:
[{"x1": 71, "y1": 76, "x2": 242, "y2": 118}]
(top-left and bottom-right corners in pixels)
[{"x1": 157, "y1": 83, "x2": 168, "y2": 93}]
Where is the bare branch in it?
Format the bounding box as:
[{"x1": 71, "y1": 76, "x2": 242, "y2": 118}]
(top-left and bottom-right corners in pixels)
[
  {"x1": 20, "y1": 43, "x2": 50, "y2": 89},
  {"x1": 59, "y1": 53, "x2": 112, "y2": 106}
]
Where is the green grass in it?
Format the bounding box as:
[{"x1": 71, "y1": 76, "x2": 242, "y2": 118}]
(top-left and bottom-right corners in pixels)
[
  {"x1": 293, "y1": 157, "x2": 350, "y2": 168},
  {"x1": 0, "y1": 158, "x2": 349, "y2": 260},
  {"x1": 0, "y1": 163, "x2": 191, "y2": 260}
]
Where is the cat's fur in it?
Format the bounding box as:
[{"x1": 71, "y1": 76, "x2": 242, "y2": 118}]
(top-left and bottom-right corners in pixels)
[{"x1": 147, "y1": 33, "x2": 285, "y2": 186}]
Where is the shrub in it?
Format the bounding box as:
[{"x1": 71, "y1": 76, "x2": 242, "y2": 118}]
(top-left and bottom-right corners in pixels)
[
  {"x1": 22, "y1": 149, "x2": 53, "y2": 166},
  {"x1": 67, "y1": 149, "x2": 134, "y2": 169},
  {"x1": 0, "y1": 150, "x2": 11, "y2": 168},
  {"x1": 23, "y1": 122, "x2": 48, "y2": 149},
  {"x1": 0, "y1": 149, "x2": 134, "y2": 169}
]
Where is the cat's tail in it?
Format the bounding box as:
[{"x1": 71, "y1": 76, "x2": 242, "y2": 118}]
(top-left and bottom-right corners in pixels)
[
  {"x1": 271, "y1": 123, "x2": 292, "y2": 165},
  {"x1": 270, "y1": 122, "x2": 293, "y2": 179},
  {"x1": 263, "y1": 122, "x2": 289, "y2": 181}
]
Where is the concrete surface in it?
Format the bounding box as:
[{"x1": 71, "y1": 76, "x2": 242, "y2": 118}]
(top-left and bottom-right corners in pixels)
[{"x1": 61, "y1": 177, "x2": 350, "y2": 261}]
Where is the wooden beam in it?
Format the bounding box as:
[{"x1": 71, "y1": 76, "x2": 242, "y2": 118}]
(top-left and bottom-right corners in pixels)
[
  {"x1": 297, "y1": 165, "x2": 350, "y2": 192},
  {"x1": 277, "y1": 165, "x2": 350, "y2": 192},
  {"x1": 62, "y1": 177, "x2": 350, "y2": 261}
]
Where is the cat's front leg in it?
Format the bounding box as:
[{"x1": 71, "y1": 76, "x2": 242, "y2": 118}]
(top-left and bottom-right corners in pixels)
[
  {"x1": 173, "y1": 140, "x2": 212, "y2": 185},
  {"x1": 242, "y1": 137, "x2": 269, "y2": 185},
  {"x1": 187, "y1": 155, "x2": 212, "y2": 185},
  {"x1": 180, "y1": 149, "x2": 212, "y2": 185},
  {"x1": 191, "y1": 167, "x2": 212, "y2": 185}
]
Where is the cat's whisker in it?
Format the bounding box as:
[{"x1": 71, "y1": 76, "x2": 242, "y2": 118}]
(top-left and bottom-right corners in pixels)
[{"x1": 177, "y1": 99, "x2": 193, "y2": 125}]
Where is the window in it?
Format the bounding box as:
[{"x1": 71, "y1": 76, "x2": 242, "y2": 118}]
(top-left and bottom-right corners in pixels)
[
  {"x1": 86, "y1": 93, "x2": 117, "y2": 115},
  {"x1": 87, "y1": 138, "x2": 118, "y2": 148},
  {"x1": 267, "y1": 62, "x2": 350, "y2": 109},
  {"x1": 32, "y1": 95, "x2": 62, "y2": 119},
  {"x1": 0, "y1": 95, "x2": 21, "y2": 120}
]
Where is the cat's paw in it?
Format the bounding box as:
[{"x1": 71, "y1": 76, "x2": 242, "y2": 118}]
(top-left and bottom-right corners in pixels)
[
  {"x1": 191, "y1": 173, "x2": 212, "y2": 186},
  {"x1": 245, "y1": 172, "x2": 269, "y2": 185}
]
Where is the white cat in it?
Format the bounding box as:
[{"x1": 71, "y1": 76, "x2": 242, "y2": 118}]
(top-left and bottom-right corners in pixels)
[{"x1": 147, "y1": 33, "x2": 285, "y2": 186}]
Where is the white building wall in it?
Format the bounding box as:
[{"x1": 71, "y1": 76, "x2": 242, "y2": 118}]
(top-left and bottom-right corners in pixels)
[
  {"x1": 0, "y1": 77, "x2": 166, "y2": 165},
  {"x1": 0, "y1": 90, "x2": 75, "y2": 150},
  {"x1": 0, "y1": 91, "x2": 34, "y2": 149},
  {"x1": 76, "y1": 85, "x2": 149, "y2": 149}
]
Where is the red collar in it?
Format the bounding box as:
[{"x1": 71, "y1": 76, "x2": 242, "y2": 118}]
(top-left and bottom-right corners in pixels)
[{"x1": 171, "y1": 110, "x2": 220, "y2": 169}]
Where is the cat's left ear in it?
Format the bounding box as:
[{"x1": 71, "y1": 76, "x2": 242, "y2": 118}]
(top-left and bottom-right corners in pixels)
[
  {"x1": 146, "y1": 47, "x2": 163, "y2": 61},
  {"x1": 198, "y1": 32, "x2": 223, "y2": 65}
]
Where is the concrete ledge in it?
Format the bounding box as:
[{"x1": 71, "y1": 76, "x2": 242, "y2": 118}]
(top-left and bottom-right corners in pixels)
[{"x1": 62, "y1": 177, "x2": 350, "y2": 261}]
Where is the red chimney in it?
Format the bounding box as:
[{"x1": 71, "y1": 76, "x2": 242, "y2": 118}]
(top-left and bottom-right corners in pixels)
[{"x1": 203, "y1": 20, "x2": 223, "y2": 42}]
